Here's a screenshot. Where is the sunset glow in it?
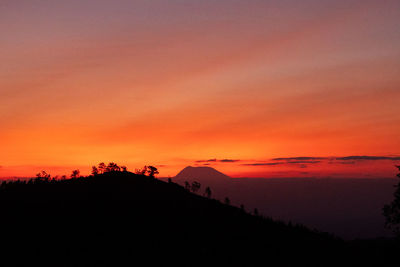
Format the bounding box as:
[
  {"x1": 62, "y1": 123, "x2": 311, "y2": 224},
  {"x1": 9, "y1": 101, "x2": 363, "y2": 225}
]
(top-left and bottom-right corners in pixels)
[{"x1": 1, "y1": 0, "x2": 399, "y2": 178}]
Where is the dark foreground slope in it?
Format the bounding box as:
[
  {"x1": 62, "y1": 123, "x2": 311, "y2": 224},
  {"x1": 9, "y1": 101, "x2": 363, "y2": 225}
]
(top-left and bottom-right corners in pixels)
[{"x1": 0, "y1": 172, "x2": 397, "y2": 266}]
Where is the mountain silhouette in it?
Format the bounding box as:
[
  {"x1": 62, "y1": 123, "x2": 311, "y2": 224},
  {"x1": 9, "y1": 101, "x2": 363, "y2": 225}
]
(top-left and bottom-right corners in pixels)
[
  {"x1": 0, "y1": 170, "x2": 398, "y2": 266},
  {"x1": 174, "y1": 166, "x2": 231, "y2": 183}
]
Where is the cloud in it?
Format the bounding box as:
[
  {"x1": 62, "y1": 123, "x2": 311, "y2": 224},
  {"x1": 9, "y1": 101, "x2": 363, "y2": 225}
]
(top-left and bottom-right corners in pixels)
[
  {"x1": 336, "y1": 156, "x2": 400, "y2": 161},
  {"x1": 271, "y1": 155, "x2": 400, "y2": 164},
  {"x1": 195, "y1": 155, "x2": 400, "y2": 169},
  {"x1": 272, "y1": 157, "x2": 325, "y2": 161},
  {"x1": 195, "y1": 159, "x2": 240, "y2": 163},
  {"x1": 285, "y1": 161, "x2": 321, "y2": 164},
  {"x1": 330, "y1": 161, "x2": 356, "y2": 165},
  {"x1": 220, "y1": 159, "x2": 240, "y2": 163},
  {"x1": 241, "y1": 160, "x2": 320, "y2": 167},
  {"x1": 195, "y1": 159, "x2": 217, "y2": 163},
  {"x1": 241, "y1": 163, "x2": 283, "y2": 166}
]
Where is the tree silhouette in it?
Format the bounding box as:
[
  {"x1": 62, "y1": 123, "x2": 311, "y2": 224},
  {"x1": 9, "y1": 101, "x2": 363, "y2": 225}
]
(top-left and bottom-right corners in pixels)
[
  {"x1": 135, "y1": 166, "x2": 148, "y2": 175},
  {"x1": 204, "y1": 186, "x2": 212, "y2": 198},
  {"x1": 92, "y1": 166, "x2": 99, "y2": 176},
  {"x1": 224, "y1": 197, "x2": 231, "y2": 205},
  {"x1": 191, "y1": 181, "x2": 201, "y2": 193},
  {"x1": 36, "y1": 171, "x2": 51, "y2": 182},
  {"x1": 93, "y1": 162, "x2": 127, "y2": 174},
  {"x1": 106, "y1": 162, "x2": 120, "y2": 172},
  {"x1": 36, "y1": 171, "x2": 50, "y2": 179},
  {"x1": 383, "y1": 165, "x2": 400, "y2": 236},
  {"x1": 71, "y1": 169, "x2": 80, "y2": 179},
  {"x1": 184, "y1": 181, "x2": 191, "y2": 191},
  {"x1": 98, "y1": 162, "x2": 106, "y2": 174},
  {"x1": 254, "y1": 208, "x2": 259, "y2": 216},
  {"x1": 147, "y1": 166, "x2": 159, "y2": 178}
]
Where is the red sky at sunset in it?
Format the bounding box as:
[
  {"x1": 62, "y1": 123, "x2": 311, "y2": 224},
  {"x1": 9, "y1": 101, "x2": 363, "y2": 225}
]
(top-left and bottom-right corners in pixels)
[{"x1": 1, "y1": 1, "x2": 399, "y2": 178}]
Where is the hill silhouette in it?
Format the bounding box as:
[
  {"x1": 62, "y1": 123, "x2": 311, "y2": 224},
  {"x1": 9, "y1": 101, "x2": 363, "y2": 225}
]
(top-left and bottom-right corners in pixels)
[
  {"x1": 174, "y1": 166, "x2": 231, "y2": 183},
  {"x1": 0, "y1": 170, "x2": 398, "y2": 266}
]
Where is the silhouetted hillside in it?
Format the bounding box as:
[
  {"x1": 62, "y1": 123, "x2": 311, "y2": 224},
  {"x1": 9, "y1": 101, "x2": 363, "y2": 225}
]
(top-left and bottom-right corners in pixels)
[{"x1": 0, "y1": 171, "x2": 398, "y2": 266}]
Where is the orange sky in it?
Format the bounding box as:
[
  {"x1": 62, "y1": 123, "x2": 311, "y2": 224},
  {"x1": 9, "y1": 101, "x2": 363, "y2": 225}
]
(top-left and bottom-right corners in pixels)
[{"x1": 1, "y1": 0, "x2": 399, "y2": 178}]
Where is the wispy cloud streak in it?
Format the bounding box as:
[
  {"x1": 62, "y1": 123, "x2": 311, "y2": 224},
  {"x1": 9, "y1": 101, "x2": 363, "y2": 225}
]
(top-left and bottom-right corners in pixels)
[{"x1": 195, "y1": 159, "x2": 240, "y2": 163}]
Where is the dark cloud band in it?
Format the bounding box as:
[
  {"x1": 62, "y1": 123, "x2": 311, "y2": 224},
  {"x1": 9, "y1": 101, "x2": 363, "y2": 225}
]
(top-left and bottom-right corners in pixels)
[{"x1": 195, "y1": 159, "x2": 240, "y2": 163}]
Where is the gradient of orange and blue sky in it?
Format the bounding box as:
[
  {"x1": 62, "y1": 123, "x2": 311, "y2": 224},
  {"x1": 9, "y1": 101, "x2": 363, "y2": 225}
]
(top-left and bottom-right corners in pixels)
[{"x1": 1, "y1": 0, "x2": 399, "y2": 178}]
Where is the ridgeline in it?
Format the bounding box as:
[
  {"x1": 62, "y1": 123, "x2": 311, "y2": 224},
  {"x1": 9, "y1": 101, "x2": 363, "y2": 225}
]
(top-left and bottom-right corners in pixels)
[{"x1": 0, "y1": 170, "x2": 397, "y2": 266}]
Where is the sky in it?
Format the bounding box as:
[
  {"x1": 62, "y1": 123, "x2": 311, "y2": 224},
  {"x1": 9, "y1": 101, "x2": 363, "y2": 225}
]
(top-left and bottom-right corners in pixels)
[{"x1": 1, "y1": 0, "x2": 400, "y2": 178}]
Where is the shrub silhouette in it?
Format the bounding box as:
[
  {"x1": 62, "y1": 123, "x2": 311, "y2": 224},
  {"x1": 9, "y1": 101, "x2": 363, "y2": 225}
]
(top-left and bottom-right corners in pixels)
[
  {"x1": 134, "y1": 165, "x2": 158, "y2": 177},
  {"x1": 98, "y1": 162, "x2": 107, "y2": 174},
  {"x1": 204, "y1": 186, "x2": 212, "y2": 198},
  {"x1": 191, "y1": 181, "x2": 201, "y2": 193},
  {"x1": 254, "y1": 208, "x2": 259, "y2": 216},
  {"x1": 135, "y1": 166, "x2": 148, "y2": 175},
  {"x1": 36, "y1": 171, "x2": 51, "y2": 182},
  {"x1": 71, "y1": 169, "x2": 80, "y2": 179},
  {"x1": 106, "y1": 162, "x2": 121, "y2": 172},
  {"x1": 383, "y1": 165, "x2": 400, "y2": 236},
  {"x1": 92, "y1": 162, "x2": 128, "y2": 175},
  {"x1": 184, "y1": 181, "x2": 191, "y2": 191},
  {"x1": 92, "y1": 166, "x2": 99, "y2": 176}
]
